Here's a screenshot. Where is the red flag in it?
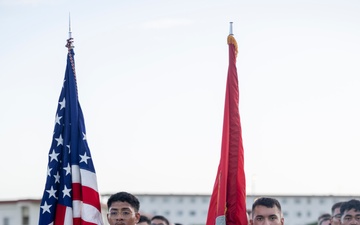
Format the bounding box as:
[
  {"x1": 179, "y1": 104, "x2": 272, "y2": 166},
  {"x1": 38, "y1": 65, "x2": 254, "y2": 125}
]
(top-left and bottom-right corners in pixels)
[{"x1": 206, "y1": 34, "x2": 247, "y2": 225}]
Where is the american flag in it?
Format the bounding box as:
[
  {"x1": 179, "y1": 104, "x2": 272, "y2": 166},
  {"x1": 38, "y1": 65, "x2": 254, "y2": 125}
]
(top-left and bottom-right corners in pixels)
[{"x1": 39, "y1": 40, "x2": 103, "y2": 225}]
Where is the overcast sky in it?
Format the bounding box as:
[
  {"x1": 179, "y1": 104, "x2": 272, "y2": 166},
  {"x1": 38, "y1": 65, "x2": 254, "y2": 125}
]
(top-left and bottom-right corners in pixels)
[{"x1": 1, "y1": 0, "x2": 360, "y2": 201}]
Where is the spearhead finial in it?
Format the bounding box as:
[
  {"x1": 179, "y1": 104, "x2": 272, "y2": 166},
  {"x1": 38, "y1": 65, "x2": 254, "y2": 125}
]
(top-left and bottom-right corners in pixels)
[
  {"x1": 68, "y1": 13, "x2": 72, "y2": 39},
  {"x1": 229, "y1": 22, "x2": 233, "y2": 35},
  {"x1": 66, "y1": 13, "x2": 74, "y2": 49}
]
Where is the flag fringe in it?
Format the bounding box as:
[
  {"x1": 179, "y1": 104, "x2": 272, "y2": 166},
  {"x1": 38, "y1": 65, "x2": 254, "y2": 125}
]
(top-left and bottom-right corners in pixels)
[{"x1": 227, "y1": 35, "x2": 238, "y2": 57}]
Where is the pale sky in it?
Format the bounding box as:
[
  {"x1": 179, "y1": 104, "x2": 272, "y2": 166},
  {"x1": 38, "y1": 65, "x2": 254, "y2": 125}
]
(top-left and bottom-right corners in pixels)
[{"x1": 1, "y1": 0, "x2": 360, "y2": 201}]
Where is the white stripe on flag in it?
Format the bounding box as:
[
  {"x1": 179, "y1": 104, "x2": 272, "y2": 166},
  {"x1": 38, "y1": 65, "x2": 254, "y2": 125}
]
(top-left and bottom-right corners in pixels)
[
  {"x1": 73, "y1": 200, "x2": 82, "y2": 218},
  {"x1": 73, "y1": 200, "x2": 104, "y2": 225},
  {"x1": 72, "y1": 165, "x2": 99, "y2": 192},
  {"x1": 65, "y1": 206, "x2": 74, "y2": 224},
  {"x1": 80, "y1": 168, "x2": 99, "y2": 191},
  {"x1": 72, "y1": 165, "x2": 81, "y2": 183}
]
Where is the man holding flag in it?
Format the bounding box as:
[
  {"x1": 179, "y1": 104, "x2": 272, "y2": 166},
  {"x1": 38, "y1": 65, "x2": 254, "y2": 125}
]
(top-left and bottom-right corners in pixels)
[
  {"x1": 38, "y1": 35, "x2": 103, "y2": 225},
  {"x1": 206, "y1": 23, "x2": 248, "y2": 225}
]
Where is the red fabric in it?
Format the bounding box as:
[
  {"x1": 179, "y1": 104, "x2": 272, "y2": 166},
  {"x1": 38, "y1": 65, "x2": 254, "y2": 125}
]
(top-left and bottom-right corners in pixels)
[
  {"x1": 206, "y1": 36, "x2": 247, "y2": 225},
  {"x1": 73, "y1": 218, "x2": 97, "y2": 225},
  {"x1": 54, "y1": 205, "x2": 98, "y2": 225},
  {"x1": 72, "y1": 183, "x2": 102, "y2": 212},
  {"x1": 54, "y1": 204, "x2": 66, "y2": 225}
]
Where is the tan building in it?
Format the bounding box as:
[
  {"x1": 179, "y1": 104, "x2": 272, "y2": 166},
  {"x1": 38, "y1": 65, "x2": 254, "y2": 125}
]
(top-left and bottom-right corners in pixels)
[
  {"x1": 1, "y1": 194, "x2": 359, "y2": 225},
  {"x1": 0, "y1": 198, "x2": 108, "y2": 225}
]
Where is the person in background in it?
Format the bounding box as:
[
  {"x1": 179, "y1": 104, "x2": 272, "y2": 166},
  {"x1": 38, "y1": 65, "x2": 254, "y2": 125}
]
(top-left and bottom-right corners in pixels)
[
  {"x1": 340, "y1": 199, "x2": 360, "y2": 225},
  {"x1": 138, "y1": 215, "x2": 151, "y2": 225},
  {"x1": 107, "y1": 191, "x2": 141, "y2": 225},
  {"x1": 151, "y1": 215, "x2": 170, "y2": 225},
  {"x1": 318, "y1": 213, "x2": 331, "y2": 225},
  {"x1": 250, "y1": 197, "x2": 284, "y2": 225},
  {"x1": 247, "y1": 209, "x2": 252, "y2": 224},
  {"x1": 330, "y1": 202, "x2": 344, "y2": 225},
  {"x1": 318, "y1": 217, "x2": 331, "y2": 225}
]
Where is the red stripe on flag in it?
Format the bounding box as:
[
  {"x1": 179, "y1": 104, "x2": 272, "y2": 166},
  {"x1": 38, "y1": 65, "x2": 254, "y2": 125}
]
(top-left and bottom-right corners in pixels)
[
  {"x1": 72, "y1": 182, "x2": 82, "y2": 200},
  {"x1": 74, "y1": 218, "x2": 97, "y2": 225},
  {"x1": 54, "y1": 204, "x2": 66, "y2": 225},
  {"x1": 72, "y1": 183, "x2": 101, "y2": 211},
  {"x1": 73, "y1": 217, "x2": 98, "y2": 225},
  {"x1": 74, "y1": 217, "x2": 81, "y2": 225}
]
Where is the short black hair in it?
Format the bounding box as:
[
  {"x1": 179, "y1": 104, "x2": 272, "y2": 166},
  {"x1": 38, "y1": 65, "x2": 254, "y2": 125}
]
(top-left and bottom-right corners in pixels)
[
  {"x1": 252, "y1": 197, "x2": 282, "y2": 213},
  {"x1": 318, "y1": 213, "x2": 331, "y2": 221},
  {"x1": 247, "y1": 209, "x2": 252, "y2": 216},
  {"x1": 107, "y1": 191, "x2": 140, "y2": 212},
  {"x1": 151, "y1": 215, "x2": 170, "y2": 225},
  {"x1": 319, "y1": 217, "x2": 331, "y2": 225},
  {"x1": 139, "y1": 215, "x2": 151, "y2": 225},
  {"x1": 331, "y1": 202, "x2": 344, "y2": 215},
  {"x1": 318, "y1": 213, "x2": 331, "y2": 225},
  {"x1": 340, "y1": 199, "x2": 360, "y2": 215}
]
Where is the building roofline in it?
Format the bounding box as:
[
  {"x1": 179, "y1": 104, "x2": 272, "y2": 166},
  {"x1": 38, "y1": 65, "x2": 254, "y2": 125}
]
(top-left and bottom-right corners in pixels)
[
  {"x1": 102, "y1": 193, "x2": 360, "y2": 198},
  {"x1": 2, "y1": 193, "x2": 360, "y2": 203},
  {"x1": 0, "y1": 199, "x2": 41, "y2": 204}
]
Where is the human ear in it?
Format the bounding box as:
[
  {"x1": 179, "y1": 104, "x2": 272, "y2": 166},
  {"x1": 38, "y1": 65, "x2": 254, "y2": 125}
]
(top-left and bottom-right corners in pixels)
[{"x1": 135, "y1": 212, "x2": 141, "y2": 223}]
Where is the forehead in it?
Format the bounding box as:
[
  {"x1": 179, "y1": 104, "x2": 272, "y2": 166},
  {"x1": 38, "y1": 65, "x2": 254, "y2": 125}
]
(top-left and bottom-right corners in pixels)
[
  {"x1": 333, "y1": 207, "x2": 341, "y2": 214},
  {"x1": 109, "y1": 201, "x2": 134, "y2": 211},
  {"x1": 344, "y1": 208, "x2": 360, "y2": 215},
  {"x1": 152, "y1": 218, "x2": 167, "y2": 225},
  {"x1": 138, "y1": 222, "x2": 149, "y2": 225},
  {"x1": 253, "y1": 205, "x2": 281, "y2": 217}
]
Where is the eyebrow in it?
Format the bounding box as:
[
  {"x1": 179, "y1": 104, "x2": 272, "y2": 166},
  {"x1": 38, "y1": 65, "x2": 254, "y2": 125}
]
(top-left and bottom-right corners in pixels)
[
  {"x1": 344, "y1": 213, "x2": 360, "y2": 216},
  {"x1": 255, "y1": 214, "x2": 278, "y2": 218},
  {"x1": 109, "y1": 207, "x2": 131, "y2": 211}
]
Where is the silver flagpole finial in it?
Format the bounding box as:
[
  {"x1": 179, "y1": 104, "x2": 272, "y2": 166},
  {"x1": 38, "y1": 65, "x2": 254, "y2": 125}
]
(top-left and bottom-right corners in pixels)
[
  {"x1": 69, "y1": 13, "x2": 72, "y2": 39},
  {"x1": 229, "y1": 22, "x2": 233, "y2": 35},
  {"x1": 66, "y1": 13, "x2": 74, "y2": 49}
]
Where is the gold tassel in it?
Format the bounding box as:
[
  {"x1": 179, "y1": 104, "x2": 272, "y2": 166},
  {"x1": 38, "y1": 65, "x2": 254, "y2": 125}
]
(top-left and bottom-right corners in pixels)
[{"x1": 227, "y1": 35, "x2": 238, "y2": 57}]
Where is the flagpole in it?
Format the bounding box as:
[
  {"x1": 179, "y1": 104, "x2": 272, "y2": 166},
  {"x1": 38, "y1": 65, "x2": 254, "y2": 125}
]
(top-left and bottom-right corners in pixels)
[
  {"x1": 69, "y1": 13, "x2": 72, "y2": 39},
  {"x1": 65, "y1": 14, "x2": 77, "y2": 94},
  {"x1": 66, "y1": 13, "x2": 74, "y2": 49}
]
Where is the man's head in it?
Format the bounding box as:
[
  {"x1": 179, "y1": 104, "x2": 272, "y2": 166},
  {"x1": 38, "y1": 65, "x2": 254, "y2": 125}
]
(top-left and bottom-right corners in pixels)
[
  {"x1": 138, "y1": 215, "x2": 151, "y2": 225},
  {"x1": 247, "y1": 209, "x2": 253, "y2": 224},
  {"x1": 151, "y1": 215, "x2": 170, "y2": 225},
  {"x1": 318, "y1": 213, "x2": 331, "y2": 225},
  {"x1": 340, "y1": 199, "x2": 360, "y2": 225},
  {"x1": 107, "y1": 192, "x2": 141, "y2": 225},
  {"x1": 251, "y1": 197, "x2": 284, "y2": 225},
  {"x1": 331, "y1": 202, "x2": 343, "y2": 225},
  {"x1": 319, "y1": 217, "x2": 331, "y2": 225}
]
